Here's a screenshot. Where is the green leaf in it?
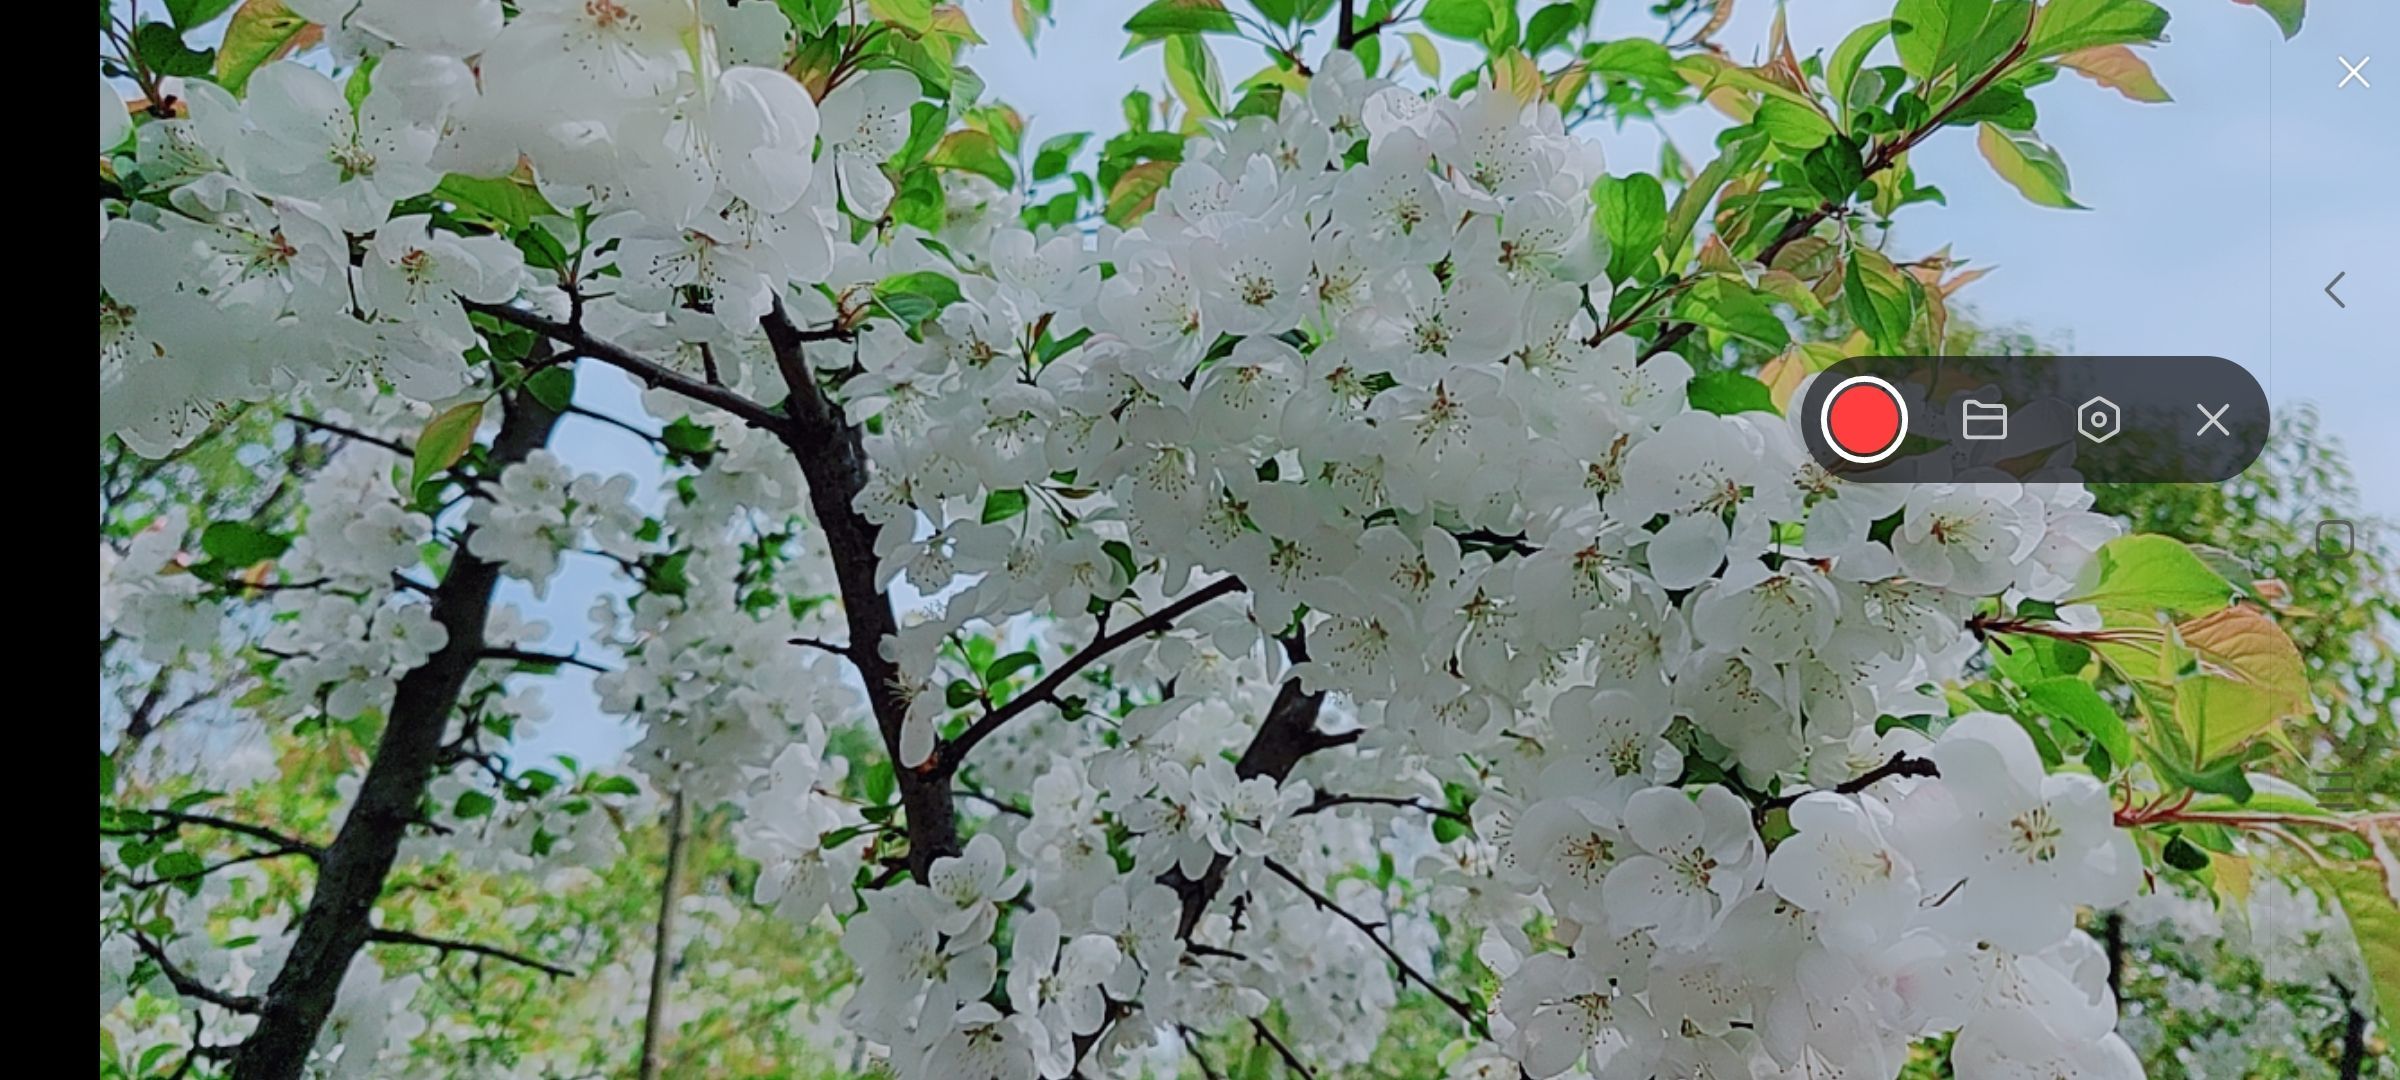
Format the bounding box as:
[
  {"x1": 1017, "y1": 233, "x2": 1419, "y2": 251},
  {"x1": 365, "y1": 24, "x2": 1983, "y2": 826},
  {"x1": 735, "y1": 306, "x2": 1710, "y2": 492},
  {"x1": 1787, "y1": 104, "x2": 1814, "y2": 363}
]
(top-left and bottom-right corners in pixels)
[
  {"x1": 1106, "y1": 160, "x2": 1177, "y2": 226},
  {"x1": 1101, "y1": 539, "x2": 1141, "y2": 585},
  {"x1": 2059, "y1": 44, "x2": 2171, "y2": 102},
  {"x1": 1893, "y1": 0, "x2": 1994, "y2": 78},
  {"x1": 1755, "y1": 99, "x2": 1837, "y2": 149},
  {"x1": 2020, "y1": 676, "x2": 2134, "y2": 764},
  {"x1": 2320, "y1": 846, "x2": 2400, "y2": 1022},
  {"x1": 2161, "y1": 835, "x2": 2210, "y2": 871},
  {"x1": 1031, "y1": 132, "x2": 1089, "y2": 182},
  {"x1": 1164, "y1": 33, "x2": 1226, "y2": 120},
  {"x1": 1686, "y1": 372, "x2": 1778, "y2": 416},
  {"x1": 154, "y1": 850, "x2": 207, "y2": 881},
  {"x1": 877, "y1": 270, "x2": 965, "y2": 312},
  {"x1": 946, "y1": 679, "x2": 980, "y2": 709},
  {"x1": 1594, "y1": 172, "x2": 1666, "y2": 283},
  {"x1": 1675, "y1": 278, "x2": 1791, "y2": 350},
  {"x1": 2070, "y1": 535, "x2": 2236, "y2": 617},
  {"x1": 1524, "y1": 2, "x2": 1582, "y2": 53},
  {"x1": 215, "y1": 0, "x2": 309, "y2": 94},
  {"x1": 166, "y1": 0, "x2": 240, "y2": 28},
  {"x1": 1843, "y1": 246, "x2": 1917, "y2": 350},
  {"x1": 525, "y1": 367, "x2": 576, "y2": 412},
  {"x1": 1942, "y1": 83, "x2": 2036, "y2": 129},
  {"x1": 1976, "y1": 123, "x2": 2084, "y2": 208},
  {"x1": 2234, "y1": 0, "x2": 2304, "y2": 40},
  {"x1": 200, "y1": 521, "x2": 291, "y2": 567},
  {"x1": 1404, "y1": 31, "x2": 1443, "y2": 78},
  {"x1": 412, "y1": 399, "x2": 486, "y2": 491},
  {"x1": 2152, "y1": 753, "x2": 2254, "y2": 801},
  {"x1": 135, "y1": 21, "x2": 216, "y2": 77},
  {"x1": 1422, "y1": 0, "x2": 1509, "y2": 44},
  {"x1": 980, "y1": 488, "x2": 1030, "y2": 523},
  {"x1": 1250, "y1": 0, "x2": 1300, "y2": 24},
  {"x1": 928, "y1": 130, "x2": 1015, "y2": 188},
  {"x1": 2174, "y1": 604, "x2": 2309, "y2": 762},
  {"x1": 588, "y1": 775, "x2": 641, "y2": 797},
  {"x1": 1587, "y1": 37, "x2": 1680, "y2": 83},
  {"x1": 1124, "y1": 0, "x2": 1238, "y2": 42},
  {"x1": 1827, "y1": 20, "x2": 1894, "y2": 117},
  {"x1": 2186, "y1": 774, "x2": 2325, "y2": 817},
  {"x1": 2028, "y1": 0, "x2": 2169, "y2": 58},
  {"x1": 435, "y1": 173, "x2": 560, "y2": 231},
  {"x1": 1955, "y1": 0, "x2": 2034, "y2": 77},
  {"x1": 868, "y1": 0, "x2": 935, "y2": 33},
  {"x1": 454, "y1": 790, "x2": 496, "y2": 819},
  {"x1": 874, "y1": 269, "x2": 964, "y2": 330},
  {"x1": 661, "y1": 417, "x2": 716, "y2": 456},
  {"x1": 984, "y1": 650, "x2": 1041, "y2": 685},
  {"x1": 1660, "y1": 136, "x2": 1763, "y2": 264},
  {"x1": 1801, "y1": 134, "x2": 1869, "y2": 204}
]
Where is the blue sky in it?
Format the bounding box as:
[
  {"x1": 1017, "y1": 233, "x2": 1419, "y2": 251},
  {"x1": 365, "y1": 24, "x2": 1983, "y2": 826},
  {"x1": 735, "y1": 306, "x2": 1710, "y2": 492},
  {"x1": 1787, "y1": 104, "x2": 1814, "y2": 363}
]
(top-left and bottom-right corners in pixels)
[{"x1": 519, "y1": 0, "x2": 2396, "y2": 762}]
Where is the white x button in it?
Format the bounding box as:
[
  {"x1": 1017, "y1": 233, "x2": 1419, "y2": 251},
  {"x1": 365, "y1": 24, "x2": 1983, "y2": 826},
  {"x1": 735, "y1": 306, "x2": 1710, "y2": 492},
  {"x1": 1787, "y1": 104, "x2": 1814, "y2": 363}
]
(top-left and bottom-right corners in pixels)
[
  {"x1": 2339, "y1": 55, "x2": 2372, "y2": 89},
  {"x1": 2197, "y1": 403, "x2": 2231, "y2": 437}
]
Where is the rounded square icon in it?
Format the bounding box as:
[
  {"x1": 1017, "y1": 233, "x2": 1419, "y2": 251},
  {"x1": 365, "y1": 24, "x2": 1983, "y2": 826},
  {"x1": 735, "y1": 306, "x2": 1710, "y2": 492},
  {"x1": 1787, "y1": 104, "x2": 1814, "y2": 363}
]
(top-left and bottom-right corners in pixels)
[
  {"x1": 2315, "y1": 519, "x2": 2356, "y2": 559},
  {"x1": 2077, "y1": 396, "x2": 2121, "y2": 444}
]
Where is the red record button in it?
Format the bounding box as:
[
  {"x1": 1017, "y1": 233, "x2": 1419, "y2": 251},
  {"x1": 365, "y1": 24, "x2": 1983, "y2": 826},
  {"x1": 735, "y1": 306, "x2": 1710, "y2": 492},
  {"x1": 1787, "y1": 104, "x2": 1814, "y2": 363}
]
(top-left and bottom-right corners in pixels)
[{"x1": 1821, "y1": 375, "x2": 1908, "y2": 464}]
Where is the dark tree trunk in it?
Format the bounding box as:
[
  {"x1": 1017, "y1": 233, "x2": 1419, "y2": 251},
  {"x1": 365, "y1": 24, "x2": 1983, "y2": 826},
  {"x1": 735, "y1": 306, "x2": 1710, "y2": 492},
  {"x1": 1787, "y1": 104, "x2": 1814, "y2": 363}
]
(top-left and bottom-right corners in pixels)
[{"x1": 234, "y1": 390, "x2": 561, "y2": 1079}]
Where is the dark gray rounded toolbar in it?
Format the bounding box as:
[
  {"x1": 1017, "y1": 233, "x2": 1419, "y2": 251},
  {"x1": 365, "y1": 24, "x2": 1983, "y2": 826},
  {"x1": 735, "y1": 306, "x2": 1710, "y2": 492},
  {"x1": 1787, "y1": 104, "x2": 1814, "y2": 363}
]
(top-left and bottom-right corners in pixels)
[{"x1": 1797, "y1": 356, "x2": 2269, "y2": 484}]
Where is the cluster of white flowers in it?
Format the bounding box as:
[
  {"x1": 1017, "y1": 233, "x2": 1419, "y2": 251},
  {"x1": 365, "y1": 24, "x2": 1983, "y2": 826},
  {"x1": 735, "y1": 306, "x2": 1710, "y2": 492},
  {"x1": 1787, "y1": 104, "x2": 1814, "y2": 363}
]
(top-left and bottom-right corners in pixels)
[
  {"x1": 2114, "y1": 878, "x2": 2387, "y2": 1080},
  {"x1": 99, "y1": 2, "x2": 2171, "y2": 1076}
]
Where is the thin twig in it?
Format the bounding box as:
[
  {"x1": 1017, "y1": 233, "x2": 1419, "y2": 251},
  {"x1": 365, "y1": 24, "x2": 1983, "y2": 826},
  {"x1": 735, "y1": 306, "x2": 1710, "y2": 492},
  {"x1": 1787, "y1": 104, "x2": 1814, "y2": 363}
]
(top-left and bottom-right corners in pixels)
[
  {"x1": 942, "y1": 576, "x2": 1244, "y2": 767},
  {"x1": 103, "y1": 809, "x2": 323, "y2": 861},
  {"x1": 564, "y1": 404, "x2": 663, "y2": 445},
  {"x1": 466, "y1": 302, "x2": 795, "y2": 435},
  {"x1": 1261, "y1": 858, "x2": 1487, "y2": 1038},
  {"x1": 1299, "y1": 792, "x2": 1472, "y2": 826},
  {"x1": 132, "y1": 933, "x2": 261, "y2": 1013},
  {"x1": 1759, "y1": 752, "x2": 1940, "y2": 815},
  {"x1": 1179, "y1": 1025, "x2": 1227, "y2": 1080},
  {"x1": 786, "y1": 636, "x2": 857, "y2": 662},
  {"x1": 1248, "y1": 1016, "x2": 1317, "y2": 1079},
  {"x1": 285, "y1": 414, "x2": 409, "y2": 456},
  {"x1": 480, "y1": 647, "x2": 614, "y2": 675},
  {"x1": 368, "y1": 928, "x2": 576, "y2": 979}
]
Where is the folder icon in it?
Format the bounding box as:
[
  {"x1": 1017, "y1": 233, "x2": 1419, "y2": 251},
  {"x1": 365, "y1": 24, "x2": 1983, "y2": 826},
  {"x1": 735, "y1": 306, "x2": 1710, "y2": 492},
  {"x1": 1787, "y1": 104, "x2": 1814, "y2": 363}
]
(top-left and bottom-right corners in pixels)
[{"x1": 1962, "y1": 399, "x2": 2008, "y2": 441}]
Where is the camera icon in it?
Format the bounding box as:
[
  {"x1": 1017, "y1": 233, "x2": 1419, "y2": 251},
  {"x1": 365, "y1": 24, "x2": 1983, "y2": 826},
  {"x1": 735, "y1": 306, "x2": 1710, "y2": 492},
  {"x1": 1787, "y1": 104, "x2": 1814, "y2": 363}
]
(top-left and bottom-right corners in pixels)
[{"x1": 2077, "y1": 396, "x2": 2121, "y2": 444}]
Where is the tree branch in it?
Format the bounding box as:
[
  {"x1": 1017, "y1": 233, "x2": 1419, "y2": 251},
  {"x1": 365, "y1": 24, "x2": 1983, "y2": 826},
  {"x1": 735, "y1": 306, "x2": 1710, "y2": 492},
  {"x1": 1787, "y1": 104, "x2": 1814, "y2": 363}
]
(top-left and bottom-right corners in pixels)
[
  {"x1": 234, "y1": 385, "x2": 564, "y2": 1080},
  {"x1": 1169, "y1": 643, "x2": 1354, "y2": 939},
  {"x1": 369, "y1": 927, "x2": 576, "y2": 979},
  {"x1": 1758, "y1": 752, "x2": 1940, "y2": 815},
  {"x1": 1262, "y1": 857, "x2": 1487, "y2": 1039},
  {"x1": 105, "y1": 808, "x2": 323, "y2": 861},
  {"x1": 133, "y1": 933, "x2": 261, "y2": 1014},
  {"x1": 1298, "y1": 792, "x2": 1471, "y2": 826},
  {"x1": 284, "y1": 413, "x2": 409, "y2": 457},
  {"x1": 127, "y1": 847, "x2": 313, "y2": 889},
  {"x1": 786, "y1": 636, "x2": 857, "y2": 661},
  {"x1": 465, "y1": 301, "x2": 794, "y2": 435},
  {"x1": 1179, "y1": 1025, "x2": 1227, "y2": 1080},
  {"x1": 940, "y1": 575, "x2": 1244, "y2": 768},
  {"x1": 638, "y1": 792, "x2": 690, "y2": 1079},
  {"x1": 760, "y1": 302, "x2": 961, "y2": 880},
  {"x1": 480, "y1": 646, "x2": 614, "y2": 674},
  {"x1": 1248, "y1": 1016, "x2": 1317, "y2": 1079}
]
